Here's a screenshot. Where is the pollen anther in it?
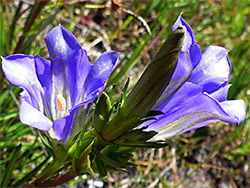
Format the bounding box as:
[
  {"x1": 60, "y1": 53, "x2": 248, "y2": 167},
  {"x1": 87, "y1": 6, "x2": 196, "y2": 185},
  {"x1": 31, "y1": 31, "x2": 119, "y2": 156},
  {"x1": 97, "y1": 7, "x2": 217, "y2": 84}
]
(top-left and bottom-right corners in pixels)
[{"x1": 56, "y1": 94, "x2": 66, "y2": 111}]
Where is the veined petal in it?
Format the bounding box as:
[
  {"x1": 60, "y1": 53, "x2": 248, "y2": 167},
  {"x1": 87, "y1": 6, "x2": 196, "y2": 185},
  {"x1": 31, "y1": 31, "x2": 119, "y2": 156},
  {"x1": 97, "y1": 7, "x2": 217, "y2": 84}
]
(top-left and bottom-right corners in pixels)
[
  {"x1": 20, "y1": 97, "x2": 52, "y2": 131},
  {"x1": 52, "y1": 116, "x2": 70, "y2": 143},
  {"x1": 53, "y1": 101, "x2": 89, "y2": 143},
  {"x1": 220, "y1": 100, "x2": 246, "y2": 125},
  {"x1": 143, "y1": 82, "x2": 245, "y2": 141},
  {"x1": 172, "y1": 99, "x2": 246, "y2": 136},
  {"x1": 82, "y1": 51, "x2": 119, "y2": 102},
  {"x1": 188, "y1": 46, "x2": 231, "y2": 94},
  {"x1": 34, "y1": 55, "x2": 54, "y2": 120},
  {"x1": 34, "y1": 55, "x2": 52, "y2": 90},
  {"x1": 2, "y1": 55, "x2": 38, "y2": 87},
  {"x1": 209, "y1": 82, "x2": 231, "y2": 102},
  {"x1": 45, "y1": 25, "x2": 91, "y2": 110},
  {"x1": 153, "y1": 51, "x2": 193, "y2": 110},
  {"x1": 190, "y1": 44, "x2": 202, "y2": 68},
  {"x1": 171, "y1": 13, "x2": 195, "y2": 52},
  {"x1": 2, "y1": 55, "x2": 44, "y2": 111}
]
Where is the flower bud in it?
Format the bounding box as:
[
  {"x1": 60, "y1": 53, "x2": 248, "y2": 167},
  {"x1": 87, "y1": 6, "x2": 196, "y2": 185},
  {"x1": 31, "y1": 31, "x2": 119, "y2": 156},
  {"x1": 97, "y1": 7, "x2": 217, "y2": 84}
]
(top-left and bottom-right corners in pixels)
[
  {"x1": 102, "y1": 26, "x2": 186, "y2": 141},
  {"x1": 122, "y1": 26, "x2": 186, "y2": 119}
]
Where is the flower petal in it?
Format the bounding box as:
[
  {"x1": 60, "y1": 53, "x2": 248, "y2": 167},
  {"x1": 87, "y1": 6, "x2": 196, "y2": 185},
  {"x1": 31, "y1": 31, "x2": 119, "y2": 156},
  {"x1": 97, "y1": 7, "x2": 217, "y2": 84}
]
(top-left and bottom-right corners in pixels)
[
  {"x1": 220, "y1": 99, "x2": 246, "y2": 125},
  {"x1": 174, "y1": 99, "x2": 246, "y2": 136},
  {"x1": 53, "y1": 101, "x2": 89, "y2": 143},
  {"x1": 44, "y1": 25, "x2": 92, "y2": 109},
  {"x1": 190, "y1": 44, "x2": 202, "y2": 68},
  {"x1": 153, "y1": 51, "x2": 193, "y2": 110},
  {"x1": 171, "y1": 13, "x2": 195, "y2": 52},
  {"x1": 20, "y1": 92, "x2": 52, "y2": 131},
  {"x1": 2, "y1": 55, "x2": 44, "y2": 111},
  {"x1": 2, "y1": 55, "x2": 37, "y2": 87},
  {"x1": 34, "y1": 55, "x2": 54, "y2": 119},
  {"x1": 188, "y1": 46, "x2": 231, "y2": 94},
  {"x1": 143, "y1": 82, "x2": 245, "y2": 140},
  {"x1": 209, "y1": 82, "x2": 231, "y2": 102},
  {"x1": 82, "y1": 51, "x2": 119, "y2": 102}
]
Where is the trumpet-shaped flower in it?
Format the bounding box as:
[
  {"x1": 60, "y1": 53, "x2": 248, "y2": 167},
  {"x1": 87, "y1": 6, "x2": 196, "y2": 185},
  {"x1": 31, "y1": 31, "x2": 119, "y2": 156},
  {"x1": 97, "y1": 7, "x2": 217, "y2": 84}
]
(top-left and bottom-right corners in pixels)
[
  {"x1": 2, "y1": 25, "x2": 119, "y2": 143},
  {"x1": 141, "y1": 14, "x2": 246, "y2": 140}
]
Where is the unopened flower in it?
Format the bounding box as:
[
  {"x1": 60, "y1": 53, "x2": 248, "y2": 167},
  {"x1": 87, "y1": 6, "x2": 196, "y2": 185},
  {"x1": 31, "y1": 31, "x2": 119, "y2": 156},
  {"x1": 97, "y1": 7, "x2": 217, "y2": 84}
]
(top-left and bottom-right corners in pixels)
[
  {"x1": 2, "y1": 25, "x2": 119, "y2": 143},
  {"x1": 102, "y1": 26, "x2": 186, "y2": 141},
  {"x1": 140, "y1": 14, "x2": 246, "y2": 140}
]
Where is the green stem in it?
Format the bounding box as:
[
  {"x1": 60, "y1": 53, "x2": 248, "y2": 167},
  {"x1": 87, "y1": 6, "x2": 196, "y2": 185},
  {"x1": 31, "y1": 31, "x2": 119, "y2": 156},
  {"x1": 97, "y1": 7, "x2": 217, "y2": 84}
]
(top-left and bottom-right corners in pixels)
[{"x1": 24, "y1": 169, "x2": 77, "y2": 188}]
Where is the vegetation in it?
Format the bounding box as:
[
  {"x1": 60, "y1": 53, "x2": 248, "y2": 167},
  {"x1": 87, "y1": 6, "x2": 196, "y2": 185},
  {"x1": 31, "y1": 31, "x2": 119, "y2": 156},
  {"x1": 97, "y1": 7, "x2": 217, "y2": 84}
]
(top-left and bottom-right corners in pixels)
[{"x1": 0, "y1": 0, "x2": 249, "y2": 187}]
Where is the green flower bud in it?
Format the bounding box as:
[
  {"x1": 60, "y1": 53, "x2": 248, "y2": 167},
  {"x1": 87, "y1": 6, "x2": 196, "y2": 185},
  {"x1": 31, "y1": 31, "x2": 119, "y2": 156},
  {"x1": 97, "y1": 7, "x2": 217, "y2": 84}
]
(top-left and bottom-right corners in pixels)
[
  {"x1": 102, "y1": 26, "x2": 186, "y2": 142},
  {"x1": 122, "y1": 26, "x2": 186, "y2": 119}
]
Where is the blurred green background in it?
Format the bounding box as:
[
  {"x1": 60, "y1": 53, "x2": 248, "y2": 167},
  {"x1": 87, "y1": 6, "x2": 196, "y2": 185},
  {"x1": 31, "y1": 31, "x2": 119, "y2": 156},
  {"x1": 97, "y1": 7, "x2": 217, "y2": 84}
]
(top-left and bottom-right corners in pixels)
[{"x1": 0, "y1": 0, "x2": 249, "y2": 187}]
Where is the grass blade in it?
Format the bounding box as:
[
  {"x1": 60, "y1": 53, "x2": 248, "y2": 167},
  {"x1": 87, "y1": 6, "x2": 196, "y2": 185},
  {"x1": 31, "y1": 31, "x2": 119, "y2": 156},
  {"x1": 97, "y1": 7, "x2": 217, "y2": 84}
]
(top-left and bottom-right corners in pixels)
[{"x1": 1, "y1": 143, "x2": 22, "y2": 187}]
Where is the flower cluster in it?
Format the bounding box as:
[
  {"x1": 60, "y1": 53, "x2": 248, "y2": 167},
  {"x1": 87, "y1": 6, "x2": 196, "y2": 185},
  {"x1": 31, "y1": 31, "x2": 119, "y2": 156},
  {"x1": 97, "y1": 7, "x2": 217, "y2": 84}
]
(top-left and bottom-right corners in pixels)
[{"x1": 1, "y1": 13, "x2": 246, "y2": 186}]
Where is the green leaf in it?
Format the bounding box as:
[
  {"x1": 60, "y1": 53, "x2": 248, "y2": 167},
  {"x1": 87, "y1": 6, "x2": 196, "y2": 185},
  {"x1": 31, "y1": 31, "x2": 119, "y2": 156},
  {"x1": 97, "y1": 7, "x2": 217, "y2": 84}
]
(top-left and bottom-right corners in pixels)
[{"x1": 1, "y1": 143, "x2": 22, "y2": 188}]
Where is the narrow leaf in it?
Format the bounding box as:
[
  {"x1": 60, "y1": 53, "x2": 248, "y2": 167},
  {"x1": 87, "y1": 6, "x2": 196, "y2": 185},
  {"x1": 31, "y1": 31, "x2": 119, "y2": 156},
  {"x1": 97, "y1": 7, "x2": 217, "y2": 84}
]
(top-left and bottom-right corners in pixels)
[{"x1": 1, "y1": 143, "x2": 22, "y2": 188}]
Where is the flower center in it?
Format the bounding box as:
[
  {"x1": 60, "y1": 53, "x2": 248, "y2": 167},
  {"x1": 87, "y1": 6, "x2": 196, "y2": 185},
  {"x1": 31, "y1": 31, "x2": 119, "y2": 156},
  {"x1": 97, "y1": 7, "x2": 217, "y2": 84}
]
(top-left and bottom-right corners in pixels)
[{"x1": 56, "y1": 94, "x2": 66, "y2": 112}]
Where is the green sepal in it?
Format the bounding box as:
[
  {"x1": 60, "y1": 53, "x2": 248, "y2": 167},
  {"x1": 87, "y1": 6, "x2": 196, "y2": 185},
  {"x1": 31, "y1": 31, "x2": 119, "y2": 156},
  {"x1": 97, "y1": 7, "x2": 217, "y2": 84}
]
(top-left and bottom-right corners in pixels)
[
  {"x1": 145, "y1": 110, "x2": 164, "y2": 118},
  {"x1": 94, "y1": 92, "x2": 112, "y2": 134},
  {"x1": 100, "y1": 144, "x2": 118, "y2": 154},
  {"x1": 111, "y1": 146, "x2": 136, "y2": 154},
  {"x1": 102, "y1": 112, "x2": 141, "y2": 141},
  {"x1": 96, "y1": 145, "x2": 135, "y2": 169},
  {"x1": 51, "y1": 142, "x2": 68, "y2": 162},
  {"x1": 95, "y1": 151, "x2": 126, "y2": 169},
  {"x1": 38, "y1": 132, "x2": 55, "y2": 157},
  {"x1": 70, "y1": 129, "x2": 95, "y2": 173},
  {"x1": 113, "y1": 128, "x2": 169, "y2": 148},
  {"x1": 76, "y1": 139, "x2": 95, "y2": 172},
  {"x1": 77, "y1": 155, "x2": 94, "y2": 177},
  {"x1": 121, "y1": 77, "x2": 130, "y2": 104},
  {"x1": 78, "y1": 129, "x2": 96, "y2": 154},
  {"x1": 95, "y1": 156, "x2": 107, "y2": 179},
  {"x1": 40, "y1": 131, "x2": 69, "y2": 162}
]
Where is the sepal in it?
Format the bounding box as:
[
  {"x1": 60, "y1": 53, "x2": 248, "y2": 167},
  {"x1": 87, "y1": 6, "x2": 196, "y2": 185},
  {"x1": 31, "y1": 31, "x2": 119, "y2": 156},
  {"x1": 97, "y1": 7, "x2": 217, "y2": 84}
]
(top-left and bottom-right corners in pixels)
[
  {"x1": 102, "y1": 111, "x2": 140, "y2": 141},
  {"x1": 94, "y1": 92, "x2": 112, "y2": 134},
  {"x1": 71, "y1": 129, "x2": 96, "y2": 174},
  {"x1": 41, "y1": 132, "x2": 69, "y2": 162},
  {"x1": 113, "y1": 128, "x2": 169, "y2": 148}
]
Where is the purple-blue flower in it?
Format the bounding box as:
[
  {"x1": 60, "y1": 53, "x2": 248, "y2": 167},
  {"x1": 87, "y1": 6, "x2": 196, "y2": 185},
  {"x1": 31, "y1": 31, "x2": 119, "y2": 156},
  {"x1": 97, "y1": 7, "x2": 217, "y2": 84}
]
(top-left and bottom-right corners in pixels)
[
  {"x1": 141, "y1": 14, "x2": 246, "y2": 140},
  {"x1": 2, "y1": 25, "x2": 119, "y2": 143}
]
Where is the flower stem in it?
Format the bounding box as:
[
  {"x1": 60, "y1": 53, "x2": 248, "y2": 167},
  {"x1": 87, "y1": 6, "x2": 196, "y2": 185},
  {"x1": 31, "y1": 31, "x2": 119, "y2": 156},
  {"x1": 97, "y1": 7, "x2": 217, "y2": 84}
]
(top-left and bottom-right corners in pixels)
[{"x1": 24, "y1": 170, "x2": 77, "y2": 188}]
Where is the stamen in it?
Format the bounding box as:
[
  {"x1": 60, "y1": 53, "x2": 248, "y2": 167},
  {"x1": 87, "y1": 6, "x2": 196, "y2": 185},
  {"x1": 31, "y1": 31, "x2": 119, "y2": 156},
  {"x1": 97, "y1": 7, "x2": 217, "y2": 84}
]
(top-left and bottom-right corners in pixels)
[{"x1": 56, "y1": 94, "x2": 66, "y2": 111}]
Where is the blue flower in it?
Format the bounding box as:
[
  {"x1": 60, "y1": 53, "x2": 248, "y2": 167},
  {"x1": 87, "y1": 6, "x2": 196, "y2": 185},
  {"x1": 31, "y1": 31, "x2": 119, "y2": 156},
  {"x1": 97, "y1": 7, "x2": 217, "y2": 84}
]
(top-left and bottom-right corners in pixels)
[
  {"x1": 2, "y1": 25, "x2": 119, "y2": 143},
  {"x1": 140, "y1": 14, "x2": 246, "y2": 140}
]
